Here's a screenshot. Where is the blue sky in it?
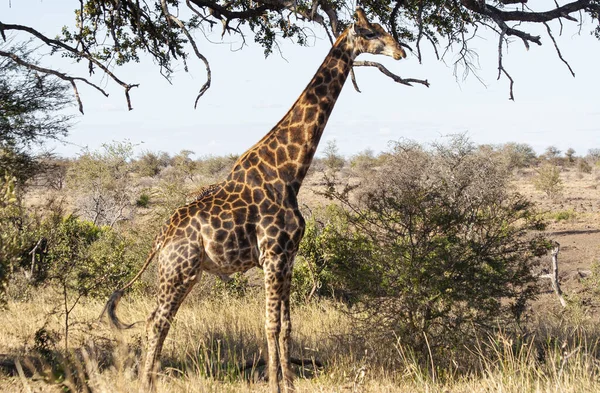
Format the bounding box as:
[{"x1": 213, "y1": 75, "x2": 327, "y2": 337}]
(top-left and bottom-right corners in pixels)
[{"x1": 2, "y1": 1, "x2": 599, "y2": 158}]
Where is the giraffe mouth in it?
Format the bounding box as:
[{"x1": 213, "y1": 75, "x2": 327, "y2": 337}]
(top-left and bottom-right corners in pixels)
[
  {"x1": 393, "y1": 47, "x2": 407, "y2": 60},
  {"x1": 383, "y1": 47, "x2": 406, "y2": 60}
]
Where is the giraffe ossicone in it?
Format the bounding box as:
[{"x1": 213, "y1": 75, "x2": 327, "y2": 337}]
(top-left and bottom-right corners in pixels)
[{"x1": 102, "y1": 7, "x2": 405, "y2": 393}]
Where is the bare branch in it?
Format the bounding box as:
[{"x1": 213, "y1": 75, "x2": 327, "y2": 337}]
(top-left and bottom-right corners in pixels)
[
  {"x1": 553, "y1": 0, "x2": 565, "y2": 35},
  {"x1": 161, "y1": 2, "x2": 212, "y2": 107},
  {"x1": 320, "y1": 1, "x2": 340, "y2": 37},
  {"x1": 497, "y1": 0, "x2": 585, "y2": 23},
  {"x1": 353, "y1": 61, "x2": 430, "y2": 87},
  {"x1": 0, "y1": 49, "x2": 109, "y2": 114},
  {"x1": 416, "y1": 0, "x2": 424, "y2": 63},
  {"x1": 422, "y1": 32, "x2": 440, "y2": 60},
  {"x1": 389, "y1": 0, "x2": 406, "y2": 44},
  {"x1": 0, "y1": 22, "x2": 138, "y2": 110},
  {"x1": 350, "y1": 68, "x2": 361, "y2": 93},
  {"x1": 496, "y1": 30, "x2": 515, "y2": 101},
  {"x1": 544, "y1": 22, "x2": 576, "y2": 77}
]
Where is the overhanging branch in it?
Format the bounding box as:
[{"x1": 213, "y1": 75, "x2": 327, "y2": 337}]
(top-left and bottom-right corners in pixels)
[
  {"x1": 0, "y1": 22, "x2": 138, "y2": 110},
  {"x1": 161, "y1": 1, "x2": 212, "y2": 107},
  {"x1": 0, "y1": 49, "x2": 109, "y2": 114},
  {"x1": 353, "y1": 61, "x2": 430, "y2": 87}
]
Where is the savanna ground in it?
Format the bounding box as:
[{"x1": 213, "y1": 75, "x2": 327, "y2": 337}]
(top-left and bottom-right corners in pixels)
[{"x1": 1, "y1": 143, "x2": 600, "y2": 393}]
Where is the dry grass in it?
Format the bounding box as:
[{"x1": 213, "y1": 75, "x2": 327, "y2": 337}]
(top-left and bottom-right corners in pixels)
[
  {"x1": 2, "y1": 287, "x2": 600, "y2": 393},
  {"x1": 3, "y1": 160, "x2": 599, "y2": 392}
]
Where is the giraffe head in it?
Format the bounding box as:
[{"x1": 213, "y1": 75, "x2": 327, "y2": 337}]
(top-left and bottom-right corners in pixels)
[{"x1": 348, "y1": 7, "x2": 406, "y2": 60}]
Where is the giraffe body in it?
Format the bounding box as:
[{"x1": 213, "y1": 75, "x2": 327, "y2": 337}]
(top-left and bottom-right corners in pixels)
[{"x1": 103, "y1": 8, "x2": 405, "y2": 393}]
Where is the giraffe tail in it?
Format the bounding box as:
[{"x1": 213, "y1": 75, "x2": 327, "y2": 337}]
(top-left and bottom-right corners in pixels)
[{"x1": 100, "y1": 244, "x2": 159, "y2": 329}]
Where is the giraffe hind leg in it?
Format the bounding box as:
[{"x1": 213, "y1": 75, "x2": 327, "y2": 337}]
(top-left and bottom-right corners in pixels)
[{"x1": 140, "y1": 246, "x2": 203, "y2": 392}]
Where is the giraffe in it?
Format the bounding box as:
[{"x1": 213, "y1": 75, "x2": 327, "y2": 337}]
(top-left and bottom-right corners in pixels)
[{"x1": 102, "y1": 8, "x2": 405, "y2": 393}]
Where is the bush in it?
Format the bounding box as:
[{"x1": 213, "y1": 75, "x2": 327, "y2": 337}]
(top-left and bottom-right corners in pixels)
[
  {"x1": 293, "y1": 207, "x2": 346, "y2": 303},
  {"x1": 578, "y1": 159, "x2": 593, "y2": 174},
  {"x1": 68, "y1": 141, "x2": 138, "y2": 227},
  {"x1": 349, "y1": 148, "x2": 379, "y2": 176},
  {"x1": 38, "y1": 214, "x2": 139, "y2": 350},
  {"x1": 136, "y1": 193, "x2": 151, "y2": 208},
  {"x1": 587, "y1": 148, "x2": 600, "y2": 164},
  {"x1": 135, "y1": 151, "x2": 170, "y2": 177},
  {"x1": 322, "y1": 140, "x2": 345, "y2": 174},
  {"x1": 499, "y1": 142, "x2": 537, "y2": 170},
  {"x1": 534, "y1": 164, "x2": 563, "y2": 199},
  {"x1": 317, "y1": 136, "x2": 548, "y2": 363},
  {"x1": 542, "y1": 146, "x2": 562, "y2": 165},
  {"x1": 41, "y1": 214, "x2": 138, "y2": 298},
  {"x1": 565, "y1": 148, "x2": 576, "y2": 164},
  {"x1": 212, "y1": 273, "x2": 250, "y2": 298},
  {"x1": 197, "y1": 155, "x2": 238, "y2": 179},
  {"x1": 0, "y1": 174, "x2": 42, "y2": 301},
  {"x1": 553, "y1": 209, "x2": 577, "y2": 222},
  {"x1": 0, "y1": 175, "x2": 19, "y2": 301}
]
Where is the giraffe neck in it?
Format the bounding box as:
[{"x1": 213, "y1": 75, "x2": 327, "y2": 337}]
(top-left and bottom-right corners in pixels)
[{"x1": 228, "y1": 30, "x2": 356, "y2": 195}]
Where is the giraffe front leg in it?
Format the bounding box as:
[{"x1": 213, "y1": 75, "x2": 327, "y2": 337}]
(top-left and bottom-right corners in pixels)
[
  {"x1": 279, "y1": 271, "x2": 294, "y2": 392},
  {"x1": 264, "y1": 253, "x2": 296, "y2": 393},
  {"x1": 264, "y1": 263, "x2": 283, "y2": 393}
]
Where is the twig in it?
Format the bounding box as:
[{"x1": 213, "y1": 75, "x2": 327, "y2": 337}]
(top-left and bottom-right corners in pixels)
[
  {"x1": 544, "y1": 22, "x2": 575, "y2": 77},
  {"x1": 553, "y1": 0, "x2": 564, "y2": 35},
  {"x1": 350, "y1": 68, "x2": 361, "y2": 92},
  {"x1": 162, "y1": 8, "x2": 212, "y2": 108},
  {"x1": 416, "y1": 0, "x2": 424, "y2": 63},
  {"x1": 353, "y1": 61, "x2": 430, "y2": 87},
  {"x1": 496, "y1": 30, "x2": 515, "y2": 101}
]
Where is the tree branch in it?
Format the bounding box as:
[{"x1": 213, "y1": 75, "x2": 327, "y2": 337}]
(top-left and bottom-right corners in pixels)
[
  {"x1": 353, "y1": 61, "x2": 430, "y2": 87},
  {"x1": 493, "y1": 0, "x2": 586, "y2": 23},
  {"x1": 496, "y1": 30, "x2": 515, "y2": 101},
  {"x1": 188, "y1": 0, "x2": 281, "y2": 20},
  {"x1": 544, "y1": 22, "x2": 576, "y2": 77},
  {"x1": 0, "y1": 49, "x2": 109, "y2": 114},
  {"x1": 161, "y1": 2, "x2": 212, "y2": 107},
  {"x1": 0, "y1": 22, "x2": 138, "y2": 110}
]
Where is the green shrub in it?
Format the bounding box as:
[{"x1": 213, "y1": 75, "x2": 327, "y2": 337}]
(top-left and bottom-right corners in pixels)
[
  {"x1": 293, "y1": 206, "x2": 347, "y2": 303},
  {"x1": 136, "y1": 193, "x2": 151, "y2": 208},
  {"x1": 0, "y1": 175, "x2": 19, "y2": 301},
  {"x1": 499, "y1": 142, "x2": 537, "y2": 170},
  {"x1": 0, "y1": 174, "x2": 41, "y2": 301},
  {"x1": 533, "y1": 164, "x2": 563, "y2": 199},
  {"x1": 42, "y1": 214, "x2": 138, "y2": 299},
  {"x1": 553, "y1": 209, "x2": 577, "y2": 222},
  {"x1": 578, "y1": 159, "x2": 592, "y2": 174},
  {"x1": 35, "y1": 214, "x2": 140, "y2": 350},
  {"x1": 318, "y1": 136, "x2": 548, "y2": 364},
  {"x1": 135, "y1": 150, "x2": 170, "y2": 177},
  {"x1": 212, "y1": 273, "x2": 250, "y2": 298}
]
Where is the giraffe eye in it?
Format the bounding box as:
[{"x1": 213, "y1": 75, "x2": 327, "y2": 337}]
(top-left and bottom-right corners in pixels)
[{"x1": 363, "y1": 31, "x2": 379, "y2": 39}]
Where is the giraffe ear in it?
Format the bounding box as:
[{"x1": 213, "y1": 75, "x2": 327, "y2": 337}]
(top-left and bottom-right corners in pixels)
[{"x1": 355, "y1": 7, "x2": 370, "y2": 27}]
